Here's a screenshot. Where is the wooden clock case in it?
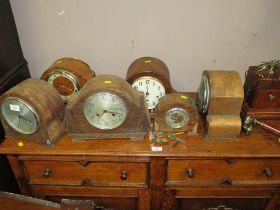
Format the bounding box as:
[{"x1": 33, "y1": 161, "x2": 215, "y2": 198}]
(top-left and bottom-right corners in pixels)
[
  {"x1": 126, "y1": 56, "x2": 174, "y2": 94},
  {"x1": 202, "y1": 70, "x2": 244, "y2": 139},
  {"x1": 41, "y1": 57, "x2": 95, "y2": 101},
  {"x1": 0, "y1": 79, "x2": 65, "y2": 147},
  {"x1": 154, "y1": 93, "x2": 199, "y2": 134},
  {"x1": 65, "y1": 74, "x2": 151, "y2": 140},
  {"x1": 243, "y1": 66, "x2": 280, "y2": 119}
]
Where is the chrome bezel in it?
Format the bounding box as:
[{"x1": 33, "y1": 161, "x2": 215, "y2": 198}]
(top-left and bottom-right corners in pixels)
[
  {"x1": 1, "y1": 97, "x2": 39, "y2": 134},
  {"x1": 197, "y1": 72, "x2": 210, "y2": 114}
]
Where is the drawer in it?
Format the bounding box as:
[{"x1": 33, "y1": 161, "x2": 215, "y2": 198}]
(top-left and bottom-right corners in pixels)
[
  {"x1": 251, "y1": 90, "x2": 280, "y2": 109},
  {"x1": 167, "y1": 159, "x2": 280, "y2": 186},
  {"x1": 23, "y1": 159, "x2": 148, "y2": 187}
]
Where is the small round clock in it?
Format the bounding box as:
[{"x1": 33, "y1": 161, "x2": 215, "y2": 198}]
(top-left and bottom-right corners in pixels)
[
  {"x1": 0, "y1": 79, "x2": 65, "y2": 146},
  {"x1": 41, "y1": 57, "x2": 95, "y2": 102},
  {"x1": 1, "y1": 97, "x2": 39, "y2": 134},
  {"x1": 65, "y1": 74, "x2": 151, "y2": 140},
  {"x1": 126, "y1": 57, "x2": 173, "y2": 110},
  {"x1": 154, "y1": 93, "x2": 199, "y2": 134},
  {"x1": 84, "y1": 92, "x2": 127, "y2": 129}
]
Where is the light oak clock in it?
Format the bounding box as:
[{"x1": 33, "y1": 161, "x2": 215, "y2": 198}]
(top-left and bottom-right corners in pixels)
[
  {"x1": 126, "y1": 57, "x2": 174, "y2": 111},
  {"x1": 65, "y1": 74, "x2": 151, "y2": 140},
  {"x1": 197, "y1": 70, "x2": 244, "y2": 139},
  {"x1": 41, "y1": 57, "x2": 95, "y2": 102},
  {"x1": 0, "y1": 79, "x2": 65, "y2": 146},
  {"x1": 154, "y1": 93, "x2": 199, "y2": 134}
]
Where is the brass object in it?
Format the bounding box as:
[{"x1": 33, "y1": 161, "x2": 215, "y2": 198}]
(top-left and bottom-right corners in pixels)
[
  {"x1": 43, "y1": 168, "x2": 51, "y2": 178},
  {"x1": 256, "y1": 59, "x2": 280, "y2": 79},
  {"x1": 120, "y1": 170, "x2": 128, "y2": 180},
  {"x1": 263, "y1": 167, "x2": 272, "y2": 177},
  {"x1": 242, "y1": 115, "x2": 280, "y2": 136},
  {"x1": 269, "y1": 94, "x2": 276, "y2": 100},
  {"x1": 185, "y1": 168, "x2": 195, "y2": 178},
  {"x1": 206, "y1": 205, "x2": 233, "y2": 210}
]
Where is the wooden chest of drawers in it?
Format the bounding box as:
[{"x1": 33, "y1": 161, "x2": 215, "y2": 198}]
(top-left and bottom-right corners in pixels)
[{"x1": 1, "y1": 124, "x2": 280, "y2": 210}]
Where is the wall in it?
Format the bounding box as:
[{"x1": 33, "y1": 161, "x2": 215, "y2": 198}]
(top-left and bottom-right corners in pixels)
[{"x1": 10, "y1": 0, "x2": 280, "y2": 91}]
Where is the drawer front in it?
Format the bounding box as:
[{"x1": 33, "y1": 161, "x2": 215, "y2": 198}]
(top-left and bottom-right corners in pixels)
[
  {"x1": 251, "y1": 90, "x2": 280, "y2": 109},
  {"x1": 167, "y1": 159, "x2": 280, "y2": 186},
  {"x1": 23, "y1": 160, "x2": 148, "y2": 187}
]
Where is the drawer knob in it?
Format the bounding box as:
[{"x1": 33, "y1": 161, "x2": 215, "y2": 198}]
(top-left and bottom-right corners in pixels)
[
  {"x1": 42, "y1": 168, "x2": 51, "y2": 178},
  {"x1": 186, "y1": 168, "x2": 195, "y2": 178},
  {"x1": 269, "y1": 94, "x2": 276, "y2": 100},
  {"x1": 120, "y1": 170, "x2": 128, "y2": 180},
  {"x1": 264, "y1": 167, "x2": 273, "y2": 177}
]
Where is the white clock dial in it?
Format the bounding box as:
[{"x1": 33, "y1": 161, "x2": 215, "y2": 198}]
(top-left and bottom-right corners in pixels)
[
  {"x1": 84, "y1": 92, "x2": 127, "y2": 129},
  {"x1": 164, "y1": 107, "x2": 189, "y2": 129},
  {"x1": 1, "y1": 97, "x2": 39, "y2": 134},
  {"x1": 131, "y1": 77, "x2": 166, "y2": 109},
  {"x1": 46, "y1": 70, "x2": 80, "y2": 102}
]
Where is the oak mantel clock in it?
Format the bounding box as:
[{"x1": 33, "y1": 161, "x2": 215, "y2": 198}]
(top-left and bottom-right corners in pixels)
[
  {"x1": 65, "y1": 74, "x2": 151, "y2": 140},
  {"x1": 126, "y1": 57, "x2": 174, "y2": 111},
  {"x1": 0, "y1": 79, "x2": 65, "y2": 146},
  {"x1": 154, "y1": 93, "x2": 199, "y2": 134},
  {"x1": 197, "y1": 70, "x2": 244, "y2": 139}
]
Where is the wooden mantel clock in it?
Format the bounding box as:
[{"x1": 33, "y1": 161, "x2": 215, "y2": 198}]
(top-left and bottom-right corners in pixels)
[
  {"x1": 197, "y1": 70, "x2": 244, "y2": 139},
  {"x1": 154, "y1": 93, "x2": 199, "y2": 134},
  {"x1": 126, "y1": 57, "x2": 174, "y2": 112},
  {"x1": 65, "y1": 74, "x2": 151, "y2": 140},
  {"x1": 0, "y1": 79, "x2": 65, "y2": 146},
  {"x1": 41, "y1": 57, "x2": 95, "y2": 103}
]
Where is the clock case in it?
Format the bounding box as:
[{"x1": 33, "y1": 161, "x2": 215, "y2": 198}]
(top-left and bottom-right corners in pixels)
[
  {"x1": 199, "y1": 71, "x2": 244, "y2": 140},
  {"x1": 65, "y1": 75, "x2": 151, "y2": 140},
  {"x1": 126, "y1": 56, "x2": 174, "y2": 96},
  {"x1": 0, "y1": 79, "x2": 65, "y2": 147},
  {"x1": 154, "y1": 93, "x2": 199, "y2": 134},
  {"x1": 41, "y1": 57, "x2": 95, "y2": 102}
]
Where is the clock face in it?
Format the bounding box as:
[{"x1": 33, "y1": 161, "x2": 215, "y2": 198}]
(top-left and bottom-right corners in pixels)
[
  {"x1": 84, "y1": 92, "x2": 127, "y2": 129},
  {"x1": 1, "y1": 97, "x2": 39, "y2": 134},
  {"x1": 132, "y1": 76, "x2": 166, "y2": 109},
  {"x1": 197, "y1": 72, "x2": 210, "y2": 114},
  {"x1": 46, "y1": 70, "x2": 80, "y2": 102},
  {"x1": 163, "y1": 107, "x2": 189, "y2": 129}
]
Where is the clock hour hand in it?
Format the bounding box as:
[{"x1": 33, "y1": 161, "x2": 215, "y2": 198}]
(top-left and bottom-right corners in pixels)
[{"x1": 145, "y1": 86, "x2": 149, "y2": 96}]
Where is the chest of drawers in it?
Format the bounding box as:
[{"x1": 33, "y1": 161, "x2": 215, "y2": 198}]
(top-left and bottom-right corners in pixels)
[{"x1": 1, "y1": 125, "x2": 280, "y2": 210}]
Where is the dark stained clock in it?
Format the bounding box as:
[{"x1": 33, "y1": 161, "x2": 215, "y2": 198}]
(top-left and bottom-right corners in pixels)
[
  {"x1": 41, "y1": 57, "x2": 95, "y2": 102},
  {"x1": 126, "y1": 57, "x2": 174, "y2": 111}
]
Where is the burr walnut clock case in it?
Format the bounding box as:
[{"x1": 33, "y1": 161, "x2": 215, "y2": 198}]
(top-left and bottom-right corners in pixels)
[
  {"x1": 154, "y1": 93, "x2": 199, "y2": 134},
  {"x1": 41, "y1": 57, "x2": 95, "y2": 102},
  {"x1": 126, "y1": 57, "x2": 174, "y2": 111},
  {"x1": 65, "y1": 74, "x2": 151, "y2": 140},
  {"x1": 197, "y1": 70, "x2": 244, "y2": 139},
  {"x1": 0, "y1": 79, "x2": 65, "y2": 147}
]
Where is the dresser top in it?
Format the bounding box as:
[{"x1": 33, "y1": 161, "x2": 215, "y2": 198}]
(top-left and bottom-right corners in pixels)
[{"x1": 1, "y1": 120, "x2": 280, "y2": 158}]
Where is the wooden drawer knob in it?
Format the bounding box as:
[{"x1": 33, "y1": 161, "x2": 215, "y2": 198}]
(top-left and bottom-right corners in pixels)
[
  {"x1": 264, "y1": 167, "x2": 272, "y2": 177},
  {"x1": 185, "y1": 168, "x2": 195, "y2": 178},
  {"x1": 43, "y1": 168, "x2": 51, "y2": 178},
  {"x1": 120, "y1": 170, "x2": 128, "y2": 180}
]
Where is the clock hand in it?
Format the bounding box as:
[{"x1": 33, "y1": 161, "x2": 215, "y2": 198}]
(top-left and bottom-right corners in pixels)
[
  {"x1": 145, "y1": 86, "x2": 149, "y2": 96},
  {"x1": 19, "y1": 115, "x2": 32, "y2": 123}
]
